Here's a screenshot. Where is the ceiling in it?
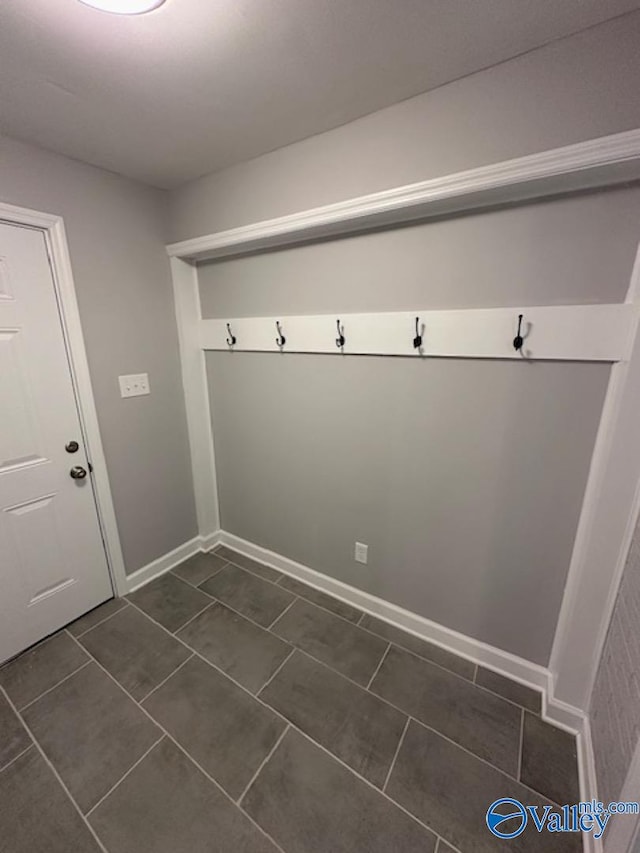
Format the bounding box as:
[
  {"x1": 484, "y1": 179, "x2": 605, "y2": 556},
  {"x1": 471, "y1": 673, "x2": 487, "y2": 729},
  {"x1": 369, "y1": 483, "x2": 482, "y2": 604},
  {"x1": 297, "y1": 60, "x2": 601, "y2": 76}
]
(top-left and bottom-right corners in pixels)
[{"x1": 1, "y1": 0, "x2": 639, "y2": 189}]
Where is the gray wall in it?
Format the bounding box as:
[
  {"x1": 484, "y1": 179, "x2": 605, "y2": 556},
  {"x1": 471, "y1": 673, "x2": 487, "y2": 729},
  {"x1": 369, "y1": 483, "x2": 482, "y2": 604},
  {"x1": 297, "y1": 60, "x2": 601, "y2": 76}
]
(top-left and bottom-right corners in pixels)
[
  {"x1": 170, "y1": 11, "x2": 640, "y2": 241},
  {"x1": 0, "y1": 135, "x2": 197, "y2": 574},
  {"x1": 199, "y1": 187, "x2": 637, "y2": 664},
  {"x1": 590, "y1": 511, "x2": 640, "y2": 808},
  {"x1": 178, "y1": 16, "x2": 640, "y2": 665},
  {"x1": 207, "y1": 351, "x2": 608, "y2": 664},
  {"x1": 198, "y1": 187, "x2": 640, "y2": 318}
]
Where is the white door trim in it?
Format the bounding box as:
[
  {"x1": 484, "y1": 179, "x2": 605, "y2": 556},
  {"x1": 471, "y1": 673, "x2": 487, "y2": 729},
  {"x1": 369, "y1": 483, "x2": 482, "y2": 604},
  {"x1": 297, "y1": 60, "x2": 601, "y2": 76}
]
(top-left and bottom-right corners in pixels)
[{"x1": 0, "y1": 201, "x2": 127, "y2": 596}]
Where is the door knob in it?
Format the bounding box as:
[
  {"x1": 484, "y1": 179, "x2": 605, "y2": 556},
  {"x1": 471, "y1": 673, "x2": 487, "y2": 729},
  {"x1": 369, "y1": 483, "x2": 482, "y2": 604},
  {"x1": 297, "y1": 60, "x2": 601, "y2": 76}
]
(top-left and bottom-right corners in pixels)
[
  {"x1": 70, "y1": 466, "x2": 87, "y2": 480},
  {"x1": 65, "y1": 441, "x2": 79, "y2": 453}
]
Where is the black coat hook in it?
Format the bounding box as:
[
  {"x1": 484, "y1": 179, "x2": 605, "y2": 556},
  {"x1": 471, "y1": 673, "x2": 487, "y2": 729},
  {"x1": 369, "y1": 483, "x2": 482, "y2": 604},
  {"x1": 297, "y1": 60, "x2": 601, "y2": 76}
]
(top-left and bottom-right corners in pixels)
[
  {"x1": 413, "y1": 316, "x2": 422, "y2": 349},
  {"x1": 226, "y1": 323, "x2": 236, "y2": 346},
  {"x1": 335, "y1": 319, "x2": 345, "y2": 348},
  {"x1": 513, "y1": 314, "x2": 524, "y2": 352},
  {"x1": 275, "y1": 320, "x2": 286, "y2": 347}
]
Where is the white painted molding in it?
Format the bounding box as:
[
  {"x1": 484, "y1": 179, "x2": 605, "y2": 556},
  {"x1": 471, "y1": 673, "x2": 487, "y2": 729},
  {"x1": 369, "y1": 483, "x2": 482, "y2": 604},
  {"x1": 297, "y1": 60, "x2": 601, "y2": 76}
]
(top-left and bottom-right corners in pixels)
[
  {"x1": 0, "y1": 201, "x2": 128, "y2": 597},
  {"x1": 218, "y1": 531, "x2": 551, "y2": 696},
  {"x1": 576, "y1": 721, "x2": 602, "y2": 853},
  {"x1": 550, "y1": 242, "x2": 640, "y2": 712},
  {"x1": 125, "y1": 535, "x2": 203, "y2": 593},
  {"x1": 167, "y1": 129, "x2": 640, "y2": 262},
  {"x1": 171, "y1": 257, "x2": 220, "y2": 536},
  {"x1": 202, "y1": 303, "x2": 634, "y2": 363}
]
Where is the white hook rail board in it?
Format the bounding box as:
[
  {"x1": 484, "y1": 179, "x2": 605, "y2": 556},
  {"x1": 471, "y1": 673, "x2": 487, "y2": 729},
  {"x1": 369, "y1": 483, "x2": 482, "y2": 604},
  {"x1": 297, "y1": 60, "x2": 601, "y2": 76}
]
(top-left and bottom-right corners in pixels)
[{"x1": 200, "y1": 303, "x2": 635, "y2": 362}]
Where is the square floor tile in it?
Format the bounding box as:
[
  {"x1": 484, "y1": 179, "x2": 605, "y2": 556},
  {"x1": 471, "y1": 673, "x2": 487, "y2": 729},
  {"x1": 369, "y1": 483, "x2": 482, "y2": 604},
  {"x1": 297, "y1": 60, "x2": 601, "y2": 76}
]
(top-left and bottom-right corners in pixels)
[
  {"x1": 271, "y1": 598, "x2": 388, "y2": 686},
  {"x1": 127, "y1": 573, "x2": 211, "y2": 633},
  {"x1": 143, "y1": 655, "x2": 286, "y2": 799},
  {"x1": 520, "y1": 711, "x2": 580, "y2": 804},
  {"x1": 277, "y1": 576, "x2": 362, "y2": 623},
  {"x1": 260, "y1": 650, "x2": 407, "y2": 787},
  {"x1": 359, "y1": 614, "x2": 475, "y2": 680},
  {"x1": 214, "y1": 547, "x2": 283, "y2": 583},
  {"x1": 0, "y1": 691, "x2": 31, "y2": 769},
  {"x1": 475, "y1": 667, "x2": 542, "y2": 714},
  {"x1": 200, "y1": 564, "x2": 294, "y2": 628},
  {"x1": 0, "y1": 631, "x2": 88, "y2": 709},
  {"x1": 243, "y1": 728, "x2": 437, "y2": 853},
  {"x1": 172, "y1": 552, "x2": 228, "y2": 587},
  {"x1": 89, "y1": 737, "x2": 278, "y2": 853},
  {"x1": 23, "y1": 662, "x2": 160, "y2": 813},
  {"x1": 177, "y1": 603, "x2": 292, "y2": 693},
  {"x1": 67, "y1": 599, "x2": 129, "y2": 638},
  {"x1": 386, "y1": 720, "x2": 581, "y2": 853},
  {"x1": 78, "y1": 606, "x2": 191, "y2": 701},
  {"x1": 0, "y1": 748, "x2": 102, "y2": 853},
  {"x1": 370, "y1": 645, "x2": 521, "y2": 775}
]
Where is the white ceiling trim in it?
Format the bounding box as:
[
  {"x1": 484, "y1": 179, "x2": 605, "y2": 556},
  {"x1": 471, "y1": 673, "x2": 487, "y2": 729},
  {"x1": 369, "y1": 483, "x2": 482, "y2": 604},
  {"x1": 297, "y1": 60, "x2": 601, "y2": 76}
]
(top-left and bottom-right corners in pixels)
[{"x1": 166, "y1": 128, "x2": 640, "y2": 261}]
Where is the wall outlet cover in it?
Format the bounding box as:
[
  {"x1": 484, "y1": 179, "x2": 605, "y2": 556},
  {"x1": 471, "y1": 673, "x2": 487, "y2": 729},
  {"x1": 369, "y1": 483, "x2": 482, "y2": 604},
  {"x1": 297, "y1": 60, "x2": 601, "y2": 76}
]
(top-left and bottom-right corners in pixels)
[{"x1": 355, "y1": 542, "x2": 368, "y2": 564}]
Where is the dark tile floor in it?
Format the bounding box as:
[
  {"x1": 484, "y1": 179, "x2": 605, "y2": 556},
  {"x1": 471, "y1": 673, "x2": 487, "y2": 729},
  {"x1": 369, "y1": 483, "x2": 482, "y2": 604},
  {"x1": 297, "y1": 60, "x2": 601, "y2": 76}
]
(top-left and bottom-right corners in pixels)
[{"x1": 0, "y1": 546, "x2": 582, "y2": 853}]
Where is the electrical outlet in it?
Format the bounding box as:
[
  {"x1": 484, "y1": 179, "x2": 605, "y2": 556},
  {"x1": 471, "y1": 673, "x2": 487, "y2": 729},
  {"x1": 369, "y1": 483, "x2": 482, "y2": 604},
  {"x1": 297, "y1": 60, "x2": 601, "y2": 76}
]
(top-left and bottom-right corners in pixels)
[
  {"x1": 355, "y1": 542, "x2": 368, "y2": 564},
  {"x1": 118, "y1": 373, "x2": 150, "y2": 398}
]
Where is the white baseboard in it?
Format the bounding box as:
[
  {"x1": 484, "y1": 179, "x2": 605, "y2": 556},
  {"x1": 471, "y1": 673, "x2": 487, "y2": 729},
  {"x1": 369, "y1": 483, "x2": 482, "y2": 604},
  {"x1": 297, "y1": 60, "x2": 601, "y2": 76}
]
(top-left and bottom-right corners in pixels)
[
  {"x1": 200, "y1": 530, "x2": 222, "y2": 551},
  {"x1": 219, "y1": 532, "x2": 551, "y2": 697},
  {"x1": 125, "y1": 536, "x2": 205, "y2": 593},
  {"x1": 577, "y1": 719, "x2": 602, "y2": 853},
  {"x1": 126, "y1": 528, "x2": 598, "y2": 821}
]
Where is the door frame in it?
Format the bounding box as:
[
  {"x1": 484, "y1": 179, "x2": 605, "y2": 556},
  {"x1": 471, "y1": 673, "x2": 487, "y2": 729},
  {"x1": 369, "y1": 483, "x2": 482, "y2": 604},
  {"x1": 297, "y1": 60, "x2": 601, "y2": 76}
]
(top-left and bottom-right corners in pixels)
[{"x1": 0, "y1": 200, "x2": 128, "y2": 597}]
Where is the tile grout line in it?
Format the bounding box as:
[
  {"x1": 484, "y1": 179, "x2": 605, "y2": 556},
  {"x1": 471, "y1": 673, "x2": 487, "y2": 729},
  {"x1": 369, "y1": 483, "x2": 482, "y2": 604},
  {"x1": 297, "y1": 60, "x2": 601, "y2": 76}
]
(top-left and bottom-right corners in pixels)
[
  {"x1": 127, "y1": 595, "x2": 527, "y2": 789},
  {"x1": 64, "y1": 631, "x2": 289, "y2": 853},
  {"x1": 73, "y1": 601, "x2": 130, "y2": 638},
  {"x1": 236, "y1": 724, "x2": 290, "y2": 806},
  {"x1": 124, "y1": 594, "x2": 556, "y2": 817},
  {"x1": 139, "y1": 568, "x2": 537, "y2": 719},
  {"x1": 517, "y1": 706, "x2": 525, "y2": 781},
  {"x1": 0, "y1": 742, "x2": 34, "y2": 775},
  {"x1": 192, "y1": 552, "x2": 522, "y2": 700},
  {"x1": 72, "y1": 601, "x2": 443, "y2": 842},
  {"x1": 138, "y1": 653, "x2": 195, "y2": 704},
  {"x1": 69, "y1": 602, "x2": 514, "y2": 848},
  {"x1": 210, "y1": 559, "x2": 372, "y2": 634},
  {"x1": 405, "y1": 712, "x2": 570, "y2": 810},
  {"x1": 213, "y1": 553, "x2": 283, "y2": 586},
  {"x1": 366, "y1": 642, "x2": 391, "y2": 689},
  {"x1": 0, "y1": 684, "x2": 110, "y2": 853},
  {"x1": 266, "y1": 596, "x2": 299, "y2": 631},
  {"x1": 171, "y1": 600, "x2": 217, "y2": 635},
  {"x1": 85, "y1": 733, "x2": 165, "y2": 818},
  {"x1": 214, "y1": 555, "x2": 544, "y2": 712},
  {"x1": 18, "y1": 659, "x2": 93, "y2": 711},
  {"x1": 172, "y1": 565, "x2": 226, "y2": 589},
  {"x1": 188, "y1": 581, "x2": 297, "y2": 637},
  {"x1": 256, "y1": 647, "x2": 297, "y2": 696},
  {"x1": 209, "y1": 549, "x2": 540, "y2": 703},
  {"x1": 382, "y1": 715, "x2": 410, "y2": 792}
]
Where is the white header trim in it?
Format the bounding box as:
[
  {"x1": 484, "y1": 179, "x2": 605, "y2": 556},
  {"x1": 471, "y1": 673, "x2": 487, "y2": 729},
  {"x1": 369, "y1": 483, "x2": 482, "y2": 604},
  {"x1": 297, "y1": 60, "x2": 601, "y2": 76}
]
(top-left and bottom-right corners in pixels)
[{"x1": 167, "y1": 129, "x2": 640, "y2": 262}]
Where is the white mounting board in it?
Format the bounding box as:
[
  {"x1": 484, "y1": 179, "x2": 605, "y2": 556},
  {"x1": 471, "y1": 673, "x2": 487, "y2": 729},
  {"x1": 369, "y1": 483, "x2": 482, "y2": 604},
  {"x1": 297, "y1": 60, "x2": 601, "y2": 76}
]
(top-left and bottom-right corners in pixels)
[{"x1": 201, "y1": 303, "x2": 635, "y2": 362}]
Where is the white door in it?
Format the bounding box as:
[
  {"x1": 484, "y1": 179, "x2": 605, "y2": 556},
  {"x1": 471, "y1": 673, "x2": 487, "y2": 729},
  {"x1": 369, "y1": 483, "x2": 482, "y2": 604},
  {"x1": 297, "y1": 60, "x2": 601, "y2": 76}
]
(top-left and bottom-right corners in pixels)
[{"x1": 0, "y1": 221, "x2": 112, "y2": 663}]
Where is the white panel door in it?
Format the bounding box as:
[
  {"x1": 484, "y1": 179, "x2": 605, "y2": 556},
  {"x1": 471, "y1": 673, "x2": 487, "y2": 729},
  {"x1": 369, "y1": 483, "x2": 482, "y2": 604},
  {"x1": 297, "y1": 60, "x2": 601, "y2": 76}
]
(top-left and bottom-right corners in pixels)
[{"x1": 0, "y1": 221, "x2": 112, "y2": 663}]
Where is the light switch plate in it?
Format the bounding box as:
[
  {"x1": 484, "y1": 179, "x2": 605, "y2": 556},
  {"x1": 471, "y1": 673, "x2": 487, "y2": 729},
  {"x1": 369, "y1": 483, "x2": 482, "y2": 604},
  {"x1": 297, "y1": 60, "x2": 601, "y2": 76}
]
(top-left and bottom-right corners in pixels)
[{"x1": 118, "y1": 373, "x2": 150, "y2": 398}]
